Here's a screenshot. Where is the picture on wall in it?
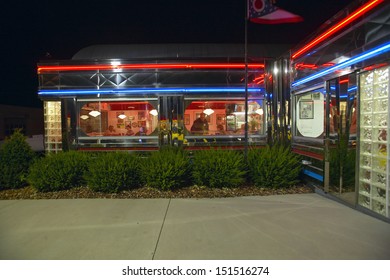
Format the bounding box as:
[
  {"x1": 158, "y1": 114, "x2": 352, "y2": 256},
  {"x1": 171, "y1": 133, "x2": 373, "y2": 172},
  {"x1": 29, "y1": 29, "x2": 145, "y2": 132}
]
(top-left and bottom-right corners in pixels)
[{"x1": 299, "y1": 101, "x2": 314, "y2": 119}]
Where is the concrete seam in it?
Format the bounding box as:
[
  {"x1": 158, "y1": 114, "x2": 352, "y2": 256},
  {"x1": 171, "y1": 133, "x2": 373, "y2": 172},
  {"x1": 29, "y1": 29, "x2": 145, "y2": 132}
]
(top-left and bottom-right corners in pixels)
[{"x1": 152, "y1": 198, "x2": 171, "y2": 260}]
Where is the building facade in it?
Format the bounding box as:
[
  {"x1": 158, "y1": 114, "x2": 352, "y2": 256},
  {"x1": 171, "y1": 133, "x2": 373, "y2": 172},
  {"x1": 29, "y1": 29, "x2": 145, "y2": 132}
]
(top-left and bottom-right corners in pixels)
[
  {"x1": 37, "y1": 0, "x2": 390, "y2": 220},
  {"x1": 289, "y1": 0, "x2": 390, "y2": 220},
  {"x1": 37, "y1": 44, "x2": 290, "y2": 152}
]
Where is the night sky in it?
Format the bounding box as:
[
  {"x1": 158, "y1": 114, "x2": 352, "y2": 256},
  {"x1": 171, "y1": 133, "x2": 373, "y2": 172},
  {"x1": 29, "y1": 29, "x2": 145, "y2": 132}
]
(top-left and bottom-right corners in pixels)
[{"x1": 0, "y1": 0, "x2": 355, "y2": 108}]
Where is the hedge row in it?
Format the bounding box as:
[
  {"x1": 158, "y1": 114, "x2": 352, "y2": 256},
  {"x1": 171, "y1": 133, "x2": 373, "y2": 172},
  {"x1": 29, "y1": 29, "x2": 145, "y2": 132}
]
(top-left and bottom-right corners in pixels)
[{"x1": 1, "y1": 131, "x2": 302, "y2": 193}]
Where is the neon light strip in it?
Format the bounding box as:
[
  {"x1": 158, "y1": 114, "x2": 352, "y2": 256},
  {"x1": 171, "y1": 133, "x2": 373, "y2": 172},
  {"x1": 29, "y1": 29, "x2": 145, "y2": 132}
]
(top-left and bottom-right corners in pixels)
[
  {"x1": 38, "y1": 87, "x2": 263, "y2": 96},
  {"x1": 37, "y1": 63, "x2": 265, "y2": 73},
  {"x1": 303, "y1": 169, "x2": 324, "y2": 182},
  {"x1": 292, "y1": 0, "x2": 384, "y2": 59},
  {"x1": 291, "y1": 41, "x2": 390, "y2": 87}
]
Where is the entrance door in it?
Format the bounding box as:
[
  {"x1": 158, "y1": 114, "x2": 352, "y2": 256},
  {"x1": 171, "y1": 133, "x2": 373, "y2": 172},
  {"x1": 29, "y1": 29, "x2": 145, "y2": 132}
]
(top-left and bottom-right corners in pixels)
[
  {"x1": 326, "y1": 74, "x2": 357, "y2": 204},
  {"x1": 158, "y1": 96, "x2": 184, "y2": 146}
]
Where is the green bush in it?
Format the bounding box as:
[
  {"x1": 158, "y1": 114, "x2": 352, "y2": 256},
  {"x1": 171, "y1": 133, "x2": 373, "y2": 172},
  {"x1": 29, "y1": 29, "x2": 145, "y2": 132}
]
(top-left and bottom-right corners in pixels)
[
  {"x1": 0, "y1": 129, "x2": 35, "y2": 189},
  {"x1": 140, "y1": 147, "x2": 191, "y2": 190},
  {"x1": 86, "y1": 152, "x2": 141, "y2": 193},
  {"x1": 192, "y1": 149, "x2": 246, "y2": 188},
  {"x1": 28, "y1": 151, "x2": 90, "y2": 192},
  {"x1": 247, "y1": 145, "x2": 301, "y2": 188}
]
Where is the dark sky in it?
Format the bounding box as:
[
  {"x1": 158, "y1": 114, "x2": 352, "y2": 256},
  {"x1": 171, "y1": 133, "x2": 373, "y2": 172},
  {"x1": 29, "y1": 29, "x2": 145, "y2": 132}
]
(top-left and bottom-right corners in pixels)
[{"x1": 0, "y1": 0, "x2": 355, "y2": 107}]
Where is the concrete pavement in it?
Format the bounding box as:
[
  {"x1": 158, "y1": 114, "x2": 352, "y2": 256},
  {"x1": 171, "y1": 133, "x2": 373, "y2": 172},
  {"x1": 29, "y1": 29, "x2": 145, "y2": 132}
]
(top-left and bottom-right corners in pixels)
[{"x1": 1, "y1": 193, "x2": 389, "y2": 260}]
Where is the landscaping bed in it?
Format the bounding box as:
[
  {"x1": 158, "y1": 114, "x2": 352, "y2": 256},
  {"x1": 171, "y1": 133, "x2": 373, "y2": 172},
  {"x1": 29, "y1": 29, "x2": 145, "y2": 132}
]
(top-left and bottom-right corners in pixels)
[{"x1": 0, "y1": 184, "x2": 313, "y2": 200}]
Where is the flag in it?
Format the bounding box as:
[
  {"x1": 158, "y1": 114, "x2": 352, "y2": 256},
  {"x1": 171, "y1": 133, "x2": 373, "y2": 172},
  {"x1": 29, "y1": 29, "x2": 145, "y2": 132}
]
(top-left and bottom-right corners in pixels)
[{"x1": 248, "y1": 0, "x2": 303, "y2": 24}]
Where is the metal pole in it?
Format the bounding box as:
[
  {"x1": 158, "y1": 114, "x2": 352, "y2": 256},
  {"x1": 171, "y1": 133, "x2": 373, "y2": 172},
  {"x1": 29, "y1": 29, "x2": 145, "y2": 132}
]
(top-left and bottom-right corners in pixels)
[{"x1": 244, "y1": 0, "x2": 249, "y2": 158}]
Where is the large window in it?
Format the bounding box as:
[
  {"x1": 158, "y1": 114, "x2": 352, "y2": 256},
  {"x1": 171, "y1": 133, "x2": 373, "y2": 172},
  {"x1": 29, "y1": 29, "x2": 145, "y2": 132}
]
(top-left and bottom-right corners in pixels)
[
  {"x1": 184, "y1": 100, "x2": 265, "y2": 136},
  {"x1": 78, "y1": 101, "x2": 158, "y2": 137}
]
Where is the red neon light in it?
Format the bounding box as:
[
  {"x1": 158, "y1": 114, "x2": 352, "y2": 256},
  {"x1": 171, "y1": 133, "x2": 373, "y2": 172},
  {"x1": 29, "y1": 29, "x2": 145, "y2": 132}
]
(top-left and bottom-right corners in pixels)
[
  {"x1": 291, "y1": 0, "x2": 384, "y2": 59},
  {"x1": 363, "y1": 63, "x2": 388, "y2": 71},
  {"x1": 322, "y1": 63, "x2": 335, "y2": 67},
  {"x1": 253, "y1": 74, "x2": 265, "y2": 81},
  {"x1": 339, "y1": 79, "x2": 349, "y2": 84},
  {"x1": 295, "y1": 63, "x2": 318, "y2": 70},
  {"x1": 37, "y1": 63, "x2": 265, "y2": 73}
]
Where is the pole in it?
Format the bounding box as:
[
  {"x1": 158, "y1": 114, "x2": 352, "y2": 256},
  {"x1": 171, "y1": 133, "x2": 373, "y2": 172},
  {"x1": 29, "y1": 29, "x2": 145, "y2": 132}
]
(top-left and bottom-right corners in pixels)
[{"x1": 244, "y1": 0, "x2": 249, "y2": 159}]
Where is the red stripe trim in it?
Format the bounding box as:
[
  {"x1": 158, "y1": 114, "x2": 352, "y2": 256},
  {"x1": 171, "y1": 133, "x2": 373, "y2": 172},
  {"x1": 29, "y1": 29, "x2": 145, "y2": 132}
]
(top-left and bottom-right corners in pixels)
[
  {"x1": 292, "y1": 148, "x2": 324, "y2": 161},
  {"x1": 37, "y1": 63, "x2": 265, "y2": 73}
]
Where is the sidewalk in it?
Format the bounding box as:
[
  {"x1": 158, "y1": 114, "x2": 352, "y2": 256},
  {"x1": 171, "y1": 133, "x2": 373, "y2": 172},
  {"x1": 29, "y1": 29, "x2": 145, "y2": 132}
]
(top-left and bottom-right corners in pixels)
[{"x1": 1, "y1": 193, "x2": 389, "y2": 260}]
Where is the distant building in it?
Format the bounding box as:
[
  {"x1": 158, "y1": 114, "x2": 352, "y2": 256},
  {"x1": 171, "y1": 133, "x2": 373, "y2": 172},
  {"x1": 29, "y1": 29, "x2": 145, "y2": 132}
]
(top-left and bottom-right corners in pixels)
[{"x1": 0, "y1": 104, "x2": 44, "y2": 151}]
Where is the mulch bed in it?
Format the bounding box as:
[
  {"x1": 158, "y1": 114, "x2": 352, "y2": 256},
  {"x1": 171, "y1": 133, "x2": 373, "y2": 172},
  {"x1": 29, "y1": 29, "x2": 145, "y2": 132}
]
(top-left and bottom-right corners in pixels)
[{"x1": 0, "y1": 184, "x2": 313, "y2": 200}]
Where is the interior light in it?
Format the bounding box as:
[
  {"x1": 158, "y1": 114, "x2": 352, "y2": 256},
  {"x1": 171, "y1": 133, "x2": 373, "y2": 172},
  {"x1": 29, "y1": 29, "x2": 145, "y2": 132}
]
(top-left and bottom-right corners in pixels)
[
  {"x1": 292, "y1": 0, "x2": 385, "y2": 59},
  {"x1": 255, "y1": 108, "x2": 264, "y2": 115},
  {"x1": 111, "y1": 61, "x2": 121, "y2": 66},
  {"x1": 80, "y1": 115, "x2": 89, "y2": 120},
  {"x1": 150, "y1": 109, "x2": 158, "y2": 116},
  {"x1": 203, "y1": 108, "x2": 215, "y2": 115},
  {"x1": 89, "y1": 110, "x2": 101, "y2": 117},
  {"x1": 118, "y1": 113, "x2": 127, "y2": 119}
]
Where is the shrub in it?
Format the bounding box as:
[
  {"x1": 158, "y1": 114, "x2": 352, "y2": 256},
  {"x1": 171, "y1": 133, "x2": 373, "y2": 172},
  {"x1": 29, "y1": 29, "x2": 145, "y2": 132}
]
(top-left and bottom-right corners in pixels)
[
  {"x1": 192, "y1": 149, "x2": 246, "y2": 188},
  {"x1": 140, "y1": 147, "x2": 191, "y2": 190},
  {"x1": 0, "y1": 129, "x2": 35, "y2": 189},
  {"x1": 28, "y1": 151, "x2": 90, "y2": 192},
  {"x1": 247, "y1": 145, "x2": 301, "y2": 188},
  {"x1": 86, "y1": 152, "x2": 141, "y2": 193}
]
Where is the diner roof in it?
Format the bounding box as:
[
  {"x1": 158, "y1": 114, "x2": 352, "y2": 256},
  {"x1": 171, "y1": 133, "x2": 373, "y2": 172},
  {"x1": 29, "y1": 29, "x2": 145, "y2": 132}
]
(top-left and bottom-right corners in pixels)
[{"x1": 72, "y1": 43, "x2": 291, "y2": 60}]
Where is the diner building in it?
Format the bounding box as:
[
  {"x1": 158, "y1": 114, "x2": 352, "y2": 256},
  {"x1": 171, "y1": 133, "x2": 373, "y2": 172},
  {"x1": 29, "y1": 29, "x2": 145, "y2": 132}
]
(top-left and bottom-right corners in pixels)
[
  {"x1": 37, "y1": 0, "x2": 390, "y2": 220},
  {"x1": 37, "y1": 44, "x2": 288, "y2": 152}
]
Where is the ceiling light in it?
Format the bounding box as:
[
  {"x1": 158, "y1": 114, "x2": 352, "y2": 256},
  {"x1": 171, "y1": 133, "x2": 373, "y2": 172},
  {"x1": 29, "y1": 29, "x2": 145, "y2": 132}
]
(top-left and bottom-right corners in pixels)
[
  {"x1": 118, "y1": 113, "x2": 127, "y2": 119},
  {"x1": 255, "y1": 108, "x2": 264, "y2": 115},
  {"x1": 203, "y1": 108, "x2": 215, "y2": 115},
  {"x1": 89, "y1": 110, "x2": 101, "y2": 117},
  {"x1": 150, "y1": 109, "x2": 158, "y2": 116},
  {"x1": 80, "y1": 115, "x2": 89, "y2": 120}
]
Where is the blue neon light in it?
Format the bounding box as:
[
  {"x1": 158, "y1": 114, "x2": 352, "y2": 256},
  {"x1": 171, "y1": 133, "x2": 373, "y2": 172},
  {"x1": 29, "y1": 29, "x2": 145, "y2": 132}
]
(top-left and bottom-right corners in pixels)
[
  {"x1": 38, "y1": 87, "x2": 263, "y2": 96},
  {"x1": 292, "y1": 42, "x2": 390, "y2": 87},
  {"x1": 303, "y1": 169, "x2": 324, "y2": 182}
]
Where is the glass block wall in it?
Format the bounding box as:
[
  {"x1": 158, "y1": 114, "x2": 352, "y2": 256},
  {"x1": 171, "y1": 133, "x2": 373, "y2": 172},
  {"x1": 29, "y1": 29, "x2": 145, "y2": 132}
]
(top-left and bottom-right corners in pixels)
[
  {"x1": 358, "y1": 66, "x2": 389, "y2": 218},
  {"x1": 44, "y1": 101, "x2": 62, "y2": 153}
]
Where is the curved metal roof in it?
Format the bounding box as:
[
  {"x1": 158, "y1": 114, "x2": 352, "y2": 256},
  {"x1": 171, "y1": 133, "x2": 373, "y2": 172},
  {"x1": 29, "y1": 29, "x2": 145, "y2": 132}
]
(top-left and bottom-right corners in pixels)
[{"x1": 72, "y1": 43, "x2": 290, "y2": 60}]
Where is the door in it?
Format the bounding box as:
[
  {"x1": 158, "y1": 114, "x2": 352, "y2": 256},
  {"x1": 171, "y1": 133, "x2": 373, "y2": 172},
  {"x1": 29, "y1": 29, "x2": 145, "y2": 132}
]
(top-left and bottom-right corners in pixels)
[
  {"x1": 326, "y1": 74, "x2": 357, "y2": 204},
  {"x1": 158, "y1": 96, "x2": 184, "y2": 146}
]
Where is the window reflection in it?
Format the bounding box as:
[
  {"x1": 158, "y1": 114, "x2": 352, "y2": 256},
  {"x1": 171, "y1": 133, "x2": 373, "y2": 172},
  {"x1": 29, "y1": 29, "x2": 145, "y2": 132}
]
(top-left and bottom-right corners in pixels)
[{"x1": 78, "y1": 101, "x2": 158, "y2": 137}]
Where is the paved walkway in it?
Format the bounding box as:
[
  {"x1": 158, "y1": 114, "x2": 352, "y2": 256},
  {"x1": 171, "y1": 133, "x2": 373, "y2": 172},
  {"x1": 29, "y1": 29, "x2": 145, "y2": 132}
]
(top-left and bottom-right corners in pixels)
[{"x1": 1, "y1": 193, "x2": 389, "y2": 260}]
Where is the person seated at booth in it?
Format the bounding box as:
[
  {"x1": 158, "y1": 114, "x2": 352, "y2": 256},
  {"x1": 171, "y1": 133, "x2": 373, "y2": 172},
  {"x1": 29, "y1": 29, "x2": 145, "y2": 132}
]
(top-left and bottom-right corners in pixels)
[{"x1": 191, "y1": 113, "x2": 209, "y2": 135}]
